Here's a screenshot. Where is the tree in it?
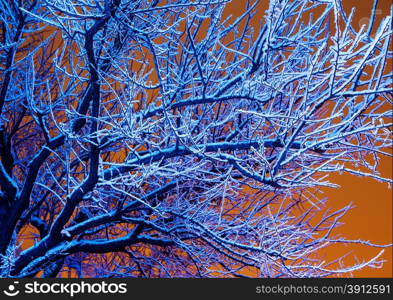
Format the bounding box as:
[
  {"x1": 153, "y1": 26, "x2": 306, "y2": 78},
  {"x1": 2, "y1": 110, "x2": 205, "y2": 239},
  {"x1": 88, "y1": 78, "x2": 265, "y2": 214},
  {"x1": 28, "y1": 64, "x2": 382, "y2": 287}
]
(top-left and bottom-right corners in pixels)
[{"x1": 0, "y1": 0, "x2": 391, "y2": 278}]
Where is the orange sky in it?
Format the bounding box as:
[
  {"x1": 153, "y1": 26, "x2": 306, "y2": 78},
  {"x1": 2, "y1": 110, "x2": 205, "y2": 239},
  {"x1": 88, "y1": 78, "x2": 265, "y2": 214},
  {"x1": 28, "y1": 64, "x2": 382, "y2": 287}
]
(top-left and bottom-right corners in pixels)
[
  {"x1": 16, "y1": 0, "x2": 393, "y2": 278},
  {"x1": 224, "y1": 0, "x2": 392, "y2": 277}
]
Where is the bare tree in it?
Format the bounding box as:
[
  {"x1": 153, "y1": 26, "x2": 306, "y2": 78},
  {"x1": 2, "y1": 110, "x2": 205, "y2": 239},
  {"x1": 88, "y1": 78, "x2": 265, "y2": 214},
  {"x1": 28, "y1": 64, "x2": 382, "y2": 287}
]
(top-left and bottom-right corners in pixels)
[{"x1": 0, "y1": 0, "x2": 392, "y2": 278}]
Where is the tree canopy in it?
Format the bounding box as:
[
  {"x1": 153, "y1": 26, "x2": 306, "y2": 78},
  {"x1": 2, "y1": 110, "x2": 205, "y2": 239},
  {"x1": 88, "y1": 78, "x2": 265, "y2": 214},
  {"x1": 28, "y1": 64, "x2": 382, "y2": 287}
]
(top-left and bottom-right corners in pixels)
[{"x1": 0, "y1": 0, "x2": 392, "y2": 277}]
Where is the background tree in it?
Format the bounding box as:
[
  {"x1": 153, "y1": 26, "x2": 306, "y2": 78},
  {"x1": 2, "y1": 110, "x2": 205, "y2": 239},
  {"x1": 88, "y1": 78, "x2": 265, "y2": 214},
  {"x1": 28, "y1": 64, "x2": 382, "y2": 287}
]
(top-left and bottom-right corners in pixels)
[{"x1": 0, "y1": 0, "x2": 392, "y2": 277}]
